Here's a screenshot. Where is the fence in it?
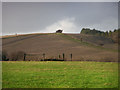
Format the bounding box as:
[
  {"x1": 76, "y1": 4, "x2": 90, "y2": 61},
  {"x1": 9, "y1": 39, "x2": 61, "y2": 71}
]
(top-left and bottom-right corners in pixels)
[{"x1": 23, "y1": 53, "x2": 73, "y2": 61}]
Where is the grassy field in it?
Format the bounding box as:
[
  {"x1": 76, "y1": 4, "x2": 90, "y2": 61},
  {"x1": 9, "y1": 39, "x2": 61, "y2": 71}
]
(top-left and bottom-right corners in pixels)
[{"x1": 2, "y1": 61, "x2": 118, "y2": 88}]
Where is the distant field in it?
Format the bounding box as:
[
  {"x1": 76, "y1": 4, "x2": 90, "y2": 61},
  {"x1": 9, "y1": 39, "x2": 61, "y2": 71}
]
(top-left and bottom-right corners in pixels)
[{"x1": 2, "y1": 61, "x2": 118, "y2": 88}]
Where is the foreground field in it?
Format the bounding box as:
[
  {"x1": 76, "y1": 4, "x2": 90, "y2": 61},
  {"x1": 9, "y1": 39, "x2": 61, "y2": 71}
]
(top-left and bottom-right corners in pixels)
[{"x1": 2, "y1": 61, "x2": 118, "y2": 88}]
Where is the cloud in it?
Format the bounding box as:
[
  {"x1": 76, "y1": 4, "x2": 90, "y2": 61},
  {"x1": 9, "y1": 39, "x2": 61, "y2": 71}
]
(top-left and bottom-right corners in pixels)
[
  {"x1": 40, "y1": 17, "x2": 80, "y2": 33},
  {"x1": 88, "y1": 17, "x2": 118, "y2": 31},
  {"x1": 40, "y1": 17, "x2": 118, "y2": 33}
]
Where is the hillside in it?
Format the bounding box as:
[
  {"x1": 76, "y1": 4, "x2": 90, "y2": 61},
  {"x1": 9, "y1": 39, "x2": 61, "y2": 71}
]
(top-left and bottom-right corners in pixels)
[
  {"x1": 67, "y1": 34, "x2": 118, "y2": 50},
  {"x1": 2, "y1": 33, "x2": 118, "y2": 62},
  {"x1": 80, "y1": 28, "x2": 120, "y2": 44}
]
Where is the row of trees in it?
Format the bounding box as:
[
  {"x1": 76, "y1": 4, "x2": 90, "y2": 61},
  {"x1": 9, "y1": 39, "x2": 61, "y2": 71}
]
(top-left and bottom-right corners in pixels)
[
  {"x1": 80, "y1": 28, "x2": 120, "y2": 43},
  {"x1": 81, "y1": 28, "x2": 106, "y2": 36}
]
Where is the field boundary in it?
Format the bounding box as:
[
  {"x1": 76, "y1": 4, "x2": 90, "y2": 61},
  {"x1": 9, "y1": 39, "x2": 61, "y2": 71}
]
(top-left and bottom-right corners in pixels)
[{"x1": 14, "y1": 53, "x2": 119, "y2": 62}]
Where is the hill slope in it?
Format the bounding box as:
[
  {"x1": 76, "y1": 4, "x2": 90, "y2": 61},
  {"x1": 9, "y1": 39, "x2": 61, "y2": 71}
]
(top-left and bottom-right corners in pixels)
[
  {"x1": 67, "y1": 34, "x2": 118, "y2": 50},
  {"x1": 2, "y1": 33, "x2": 118, "y2": 62}
]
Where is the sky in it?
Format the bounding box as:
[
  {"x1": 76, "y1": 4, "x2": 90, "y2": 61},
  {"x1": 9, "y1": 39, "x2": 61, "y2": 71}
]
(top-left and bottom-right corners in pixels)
[
  {"x1": 2, "y1": 2, "x2": 118, "y2": 35},
  {"x1": 1, "y1": 0, "x2": 120, "y2": 2}
]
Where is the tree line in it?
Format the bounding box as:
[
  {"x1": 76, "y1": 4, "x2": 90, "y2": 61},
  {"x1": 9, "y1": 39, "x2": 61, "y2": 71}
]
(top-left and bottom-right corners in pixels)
[{"x1": 80, "y1": 28, "x2": 120, "y2": 43}]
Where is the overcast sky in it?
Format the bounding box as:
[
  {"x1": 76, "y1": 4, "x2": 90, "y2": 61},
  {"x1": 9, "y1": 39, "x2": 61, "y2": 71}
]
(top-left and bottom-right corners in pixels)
[{"x1": 2, "y1": 2, "x2": 118, "y2": 35}]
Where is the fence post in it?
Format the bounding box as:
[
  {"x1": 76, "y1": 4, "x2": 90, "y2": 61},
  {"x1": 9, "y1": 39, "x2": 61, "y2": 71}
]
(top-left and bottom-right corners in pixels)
[
  {"x1": 43, "y1": 53, "x2": 45, "y2": 61},
  {"x1": 24, "y1": 54, "x2": 26, "y2": 61},
  {"x1": 70, "y1": 53, "x2": 72, "y2": 61},
  {"x1": 81, "y1": 38, "x2": 82, "y2": 42},
  {"x1": 59, "y1": 55, "x2": 61, "y2": 60},
  {"x1": 63, "y1": 53, "x2": 65, "y2": 61}
]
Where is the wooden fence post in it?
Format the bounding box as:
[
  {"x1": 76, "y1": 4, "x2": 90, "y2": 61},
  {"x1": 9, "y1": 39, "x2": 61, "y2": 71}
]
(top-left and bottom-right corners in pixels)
[
  {"x1": 59, "y1": 55, "x2": 61, "y2": 59},
  {"x1": 63, "y1": 53, "x2": 65, "y2": 61},
  {"x1": 24, "y1": 54, "x2": 26, "y2": 61},
  {"x1": 43, "y1": 53, "x2": 45, "y2": 61},
  {"x1": 70, "y1": 53, "x2": 72, "y2": 61}
]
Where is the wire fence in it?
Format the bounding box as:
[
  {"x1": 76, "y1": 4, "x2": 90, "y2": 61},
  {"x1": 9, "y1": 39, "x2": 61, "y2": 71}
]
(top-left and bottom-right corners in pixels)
[
  {"x1": 24, "y1": 53, "x2": 73, "y2": 61},
  {"x1": 22, "y1": 53, "x2": 118, "y2": 62}
]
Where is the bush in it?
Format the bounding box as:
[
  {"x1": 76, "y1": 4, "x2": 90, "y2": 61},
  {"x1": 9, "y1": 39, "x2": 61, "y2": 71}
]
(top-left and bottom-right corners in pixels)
[
  {"x1": 2, "y1": 50, "x2": 9, "y2": 61},
  {"x1": 10, "y1": 51, "x2": 26, "y2": 61}
]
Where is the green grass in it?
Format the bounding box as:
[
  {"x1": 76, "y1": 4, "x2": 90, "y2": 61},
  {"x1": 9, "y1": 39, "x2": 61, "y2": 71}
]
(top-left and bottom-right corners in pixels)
[{"x1": 2, "y1": 61, "x2": 118, "y2": 88}]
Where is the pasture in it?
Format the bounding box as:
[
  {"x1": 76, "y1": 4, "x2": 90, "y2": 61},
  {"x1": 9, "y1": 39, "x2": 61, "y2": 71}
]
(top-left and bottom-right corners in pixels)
[{"x1": 2, "y1": 61, "x2": 118, "y2": 88}]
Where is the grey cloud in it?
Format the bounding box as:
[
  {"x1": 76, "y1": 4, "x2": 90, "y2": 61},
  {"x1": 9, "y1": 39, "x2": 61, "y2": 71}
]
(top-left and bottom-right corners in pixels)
[{"x1": 2, "y1": 2, "x2": 118, "y2": 35}]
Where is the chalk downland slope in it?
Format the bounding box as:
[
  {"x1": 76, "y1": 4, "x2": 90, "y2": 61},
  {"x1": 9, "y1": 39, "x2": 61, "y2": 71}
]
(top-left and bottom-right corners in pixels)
[
  {"x1": 68, "y1": 34, "x2": 118, "y2": 50},
  {"x1": 2, "y1": 33, "x2": 118, "y2": 62}
]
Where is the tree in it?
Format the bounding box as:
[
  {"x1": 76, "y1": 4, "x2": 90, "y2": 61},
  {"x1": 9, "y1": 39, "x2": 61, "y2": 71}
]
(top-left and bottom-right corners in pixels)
[
  {"x1": 109, "y1": 30, "x2": 112, "y2": 37},
  {"x1": 10, "y1": 51, "x2": 26, "y2": 61},
  {"x1": 2, "y1": 50, "x2": 9, "y2": 61},
  {"x1": 105, "y1": 31, "x2": 109, "y2": 37}
]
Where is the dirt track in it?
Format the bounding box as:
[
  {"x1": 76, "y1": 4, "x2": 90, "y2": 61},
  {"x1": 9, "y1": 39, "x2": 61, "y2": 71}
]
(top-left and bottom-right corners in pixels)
[{"x1": 2, "y1": 33, "x2": 118, "y2": 62}]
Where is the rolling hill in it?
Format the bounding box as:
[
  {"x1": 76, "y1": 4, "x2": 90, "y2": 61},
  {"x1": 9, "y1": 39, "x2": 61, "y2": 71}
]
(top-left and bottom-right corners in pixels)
[{"x1": 2, "y1": 33, "x2": 118, "y2": 62}]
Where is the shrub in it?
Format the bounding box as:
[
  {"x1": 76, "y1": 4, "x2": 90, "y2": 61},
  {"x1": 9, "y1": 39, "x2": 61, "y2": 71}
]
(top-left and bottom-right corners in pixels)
[
  {"x1": 2, "y1": 50, "x2": 9, "y2": 61},
  {"x1": 17, "y1": 51, "x2": 26, "y2": 61},
  {"x1": 10, "y1": 51, "x2": 26, "y2": 61}
]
